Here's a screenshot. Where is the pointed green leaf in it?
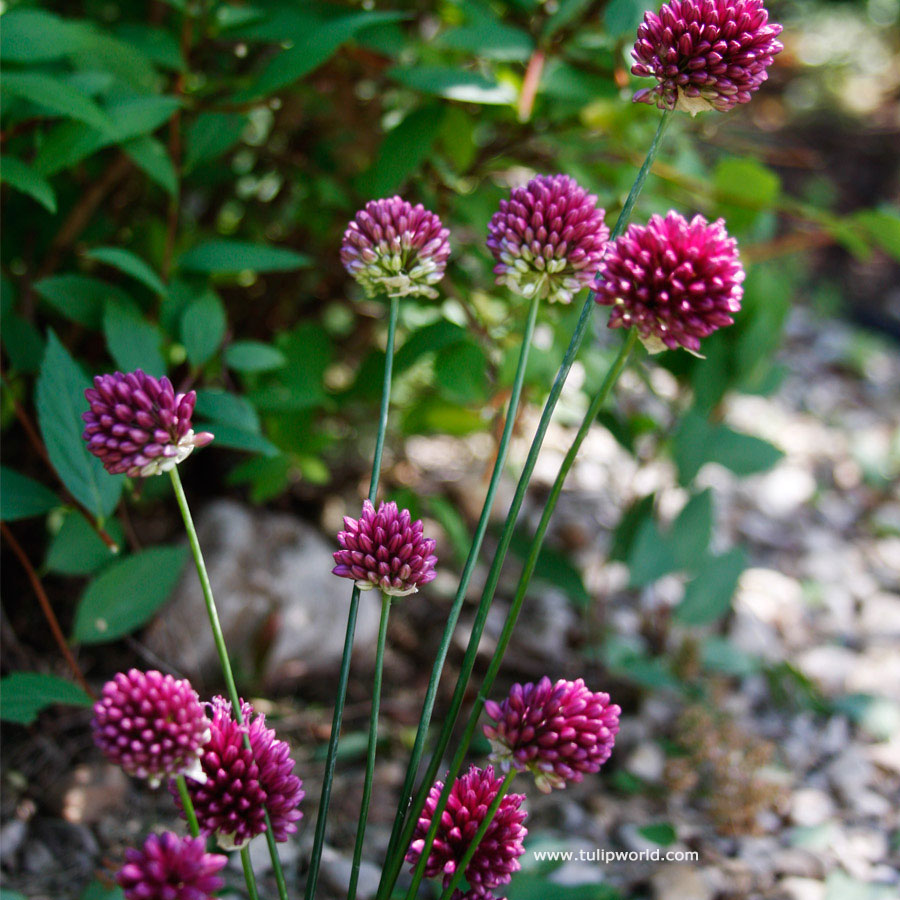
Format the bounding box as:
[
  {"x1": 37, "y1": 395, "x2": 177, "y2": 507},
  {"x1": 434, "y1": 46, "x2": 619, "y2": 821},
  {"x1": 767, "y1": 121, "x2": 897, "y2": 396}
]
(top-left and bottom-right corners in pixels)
[
  {"x1": 178, "y1": 240, "x2": 311, "y2": 274},
  {"x1": 675, "y1": 547, "x2": 747, "y2": 625},
  {"x1": 103, "y1": 300, "x2": 166, "y2": 375},
  {"x1": 0, "y1": 467, "x2": 59, "y2": 521},
  {"x1": 87, "y1": 247, "x2": 166, "y2": 296},
  {"x1": 0, "y1": 156, "x2": 57, "y2": 212},
  {"x1": 180, "y1": 291, "x2": 226, "y2": 367},
  {"x1": 0, "y1": 673, "x2": 92, "y2": 725},
  {"x1": 1, "y1": 71, "x2": 112, "y2": 131}
]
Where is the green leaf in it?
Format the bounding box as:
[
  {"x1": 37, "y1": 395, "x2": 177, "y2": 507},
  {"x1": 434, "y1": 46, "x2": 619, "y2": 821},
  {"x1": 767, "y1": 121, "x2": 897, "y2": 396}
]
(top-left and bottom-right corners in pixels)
[
  {"x1": 180, "y1": 291, "x2": 226, "y2": 367},
  {"x1": 46, "y1": 511, "x2": 121, "y2": 575},
  {"x1": 510, "y1": 530, "x2": 591, "y2": 607},
  {"x1": 403, "y1": 399, "x2": 484, "y2": 436},
  {"x1": 72, "y1": 545, "x2": 188, "y2": 643},
  {"x1": 434, "y1": 340, "x2": 489, "y2": 404},
  {"x1": 1, "y1": 71, "x2": 113, "y2": 132},
  {"x1": 0, "y1": 156, "x2": 57, "y2": 212},
  {"x1": 609, "y1": 493, "x2": 655, "y2": 563},
  {"x1": 389, "y1": 66, "x2": 516, "y2": 105},
  {"x1": 238, "y1": 11, "x2": 409, "y2": 99},
  {"x1": 200, "y1": 424, "x2": 279, "y2": 457},
  {"x1": 34, "y1": 275, "x2": 134, "y2": 329},
  {"x1": 853, "y1": 208, "x2": 900, "y2": 262},
  {"x1": 637, "y1": 822, "x2": 677, "y2": 846},
  {"x1": 627, "y1": 517, "x2": 679, "y2": 587},
  {"x1": 670, "y1": 489, "x2": 713, "y2": 570},
  {"x1": 225, "y1": 341, "x2": 286, "y2": 373},
  {"x1": 702, "y1": 636, "x2": 760, "y2": 676},
  {"x1": 87, "y1": 247, "x2": 166, "y2": 296},
  {"x1": 0, "y1": 313, "x2": 45, "y2": 373},
  {"x1": 0, "y1": 672, "x2": 92, "y2": 725},
  {"x1": 675, "y1": 547, "x2": 746, "y2": 625},
  {"x1": 36, "y1": 332, "x2": 123, "y2": 519},
  {"x1": 115, "y1": 24, "x2": 185, "y2": 71},
  {"x1": 437, "y1": 22, "x2": 534, "y2": 62},
  {"x1": 80, "y1": 880, "x2": 125, "y2": 900},
  {"x1": 604, "y1": 0, "x2": 650, "y2": 39},
  {"x1": 363, "y1": 105, "x2": 446, "y2": 197},
  {"x1": 103, "y1": 300, "x2": 166, "y2": 375},
  {"x1": 122, "y1": 135, "x2": 178, "y2": 196},
  {"x1": 714, "y1": 157, "x2": 781, "y2": 209},
  {"x1": 184, "y1": 112, "x2": 247, "y2": 172},
  {"x1": 178, "y1": 240, "x2": 311, "y2": 274},
  {"x1": 0, "y1": 467, "x2": 59, "y2": 521},
  {"x1": 708, "y1": 428, "x2": 784, "y2": 476},
  {"x1": 0, "y1": 9, "x2": 90, "y2": 62},
  {"x1": 394, "y1": 320, "x2": 468, "y2": 374},
  {"x1": 194, "y1": 390, "x2": 260, "y2": 432}
]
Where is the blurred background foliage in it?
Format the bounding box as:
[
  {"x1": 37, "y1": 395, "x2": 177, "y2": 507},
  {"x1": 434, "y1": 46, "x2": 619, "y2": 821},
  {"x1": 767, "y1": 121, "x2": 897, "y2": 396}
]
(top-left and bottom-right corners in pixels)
[{"x1": 1, "y1": 0, "x2": 899, "y2": 745}]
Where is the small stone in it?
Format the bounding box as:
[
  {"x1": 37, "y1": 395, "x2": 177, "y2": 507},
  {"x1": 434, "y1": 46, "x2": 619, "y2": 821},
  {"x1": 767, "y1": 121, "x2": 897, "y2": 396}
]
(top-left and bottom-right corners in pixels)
[
  {"x1": 790, "y1": 789, "x2": 835, "y2": 827},
  {"x1": 777, "y1": 876, "x2": 826, "y2": 900},
  {"x1": 651, "y1": 863, "x2": 713, "y2": 900},
  {"x1": 0, "y1": 819, "x2": 26, "y2": 866},
  {"x1": 625, "y1": 742, "x2": 665, "y2": 783},
  {"x1": 318, "y1": 845, "x2": 381, "y2": 900},
  {"x1": 773, "y1": 847, "x2": 824, "y2": 879}
]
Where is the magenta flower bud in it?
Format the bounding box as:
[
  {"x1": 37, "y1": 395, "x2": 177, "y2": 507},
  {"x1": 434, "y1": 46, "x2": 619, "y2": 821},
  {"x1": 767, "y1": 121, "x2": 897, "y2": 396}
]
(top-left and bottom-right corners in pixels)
[
  {"x1": 483, "y1": 677, "x2": 621, "y2": 794},
  {"x1": 632, "y1": 0, "x2": 784, "y2": 114},
  {"x1": 486, "y1": 174, "x2": 609, "y2": 305},
  {"x1": 341, "y1": 196, "x2": 450, "y2": 299},
  {"x1": 82, "y1": 370, "x2": 213, "y2": 478},
  {"x1": 332, "y1": 499, "x2": 437, "y2": 597},
  {"x1": 406, "y1": 765, "x2": 527, "y2": 892},
  {"x1": 117, "y1": 831, "x2": 226, "y2": 900},
  {"x1": 452, "y1": 890, "x2": 506, "y2": 900},
  {"x1": 92, "y1": 669, "x2": 211, "y2": 788},
  {"x1": 593, "y1": 211, "x2": 744, "y2": 354},
  {"x1": 175, "y1": 697, "x2": 304, "y2": 850}
]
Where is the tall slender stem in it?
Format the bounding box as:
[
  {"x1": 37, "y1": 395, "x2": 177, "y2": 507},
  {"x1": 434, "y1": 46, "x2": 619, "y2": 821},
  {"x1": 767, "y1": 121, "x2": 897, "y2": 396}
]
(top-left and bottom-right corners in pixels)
[
  {"x1": 169, "y1": 467, "x2": 286, "y2": 900},
  {"x1": 347, "y1": 591, "x2": 392, "y2": 900},
  {"x1": 241, "y1": 849, "x2": 261, "y2": 900},
  {"x1": 380, "y1": 109, "x2": 672, "y2": 900},
  {"x1": 305, "y1": 294, "x2": 401, "y2": 900},
  {"x1": 377, "y1": 292, "x2": 541, "y2": 887},
  {"x1": 437, "y1": 771, "x2": 516, "y2": 900},
  {"x1": 175, "y1": 775, "x2": 201, "y2": 838}
]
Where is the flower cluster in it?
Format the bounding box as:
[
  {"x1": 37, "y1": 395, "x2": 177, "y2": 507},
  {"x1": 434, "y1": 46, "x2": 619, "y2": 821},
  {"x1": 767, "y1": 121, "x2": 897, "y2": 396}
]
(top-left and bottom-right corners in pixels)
[
  {"x1": 632, "y1": 0, "x2": 784, "y2": 114},
  {"x1": 117, "y1": 831, "x2": 226, "y2": 900},
  {"x1": 333, "y1": 499, "x2": 438, "y2": 597},
  {"x1": 83, "y1": 370, "x2": 213, "y2": 478},
  {"x1": 341, "y1": 196, "x2": 451, "y2": 299},
  {"x1": 593, "y1": 211, "x2": 744, "y2": 353},
  {"x1": 92, "y1": 669, "x2": 210, "y2": 788},
  {"x1": 407, "y1": 765, "x2": 527, "y2": 892},
  {"x1": 484, "y1": 677, "x2": 621, "y2": 793},
  {"x1": 486, "y1": 174, "x2": 609, "y2": 305},
  {"x1": 176, "y1": 696, "x2": 304, "y2": 849}
]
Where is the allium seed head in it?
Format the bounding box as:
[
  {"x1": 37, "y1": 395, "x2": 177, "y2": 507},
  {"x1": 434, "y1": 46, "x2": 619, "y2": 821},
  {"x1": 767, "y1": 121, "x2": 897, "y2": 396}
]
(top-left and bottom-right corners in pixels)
[
  {"x1": 82, "y1": 370, "x2": 213, "y2": 478},
  {"x1": 483, "y1": 677, "x2": 621, "y2": 793},
  {"x1": 486, "y1": 174, "x2": 609, "y2": 305},
  {"x1": 176, "y1": 697, "x2": 304, "y2": 850},
  {"x1": 632, "y1": 0, "x2": 784, "y2": 114},
  {"x1": 341, "y1": 196, "x2": 450, "y2": 299},
  {"x1": 92, "y1": 669, "x2": 211, "y2": 788},
  {"x1": 332, "y1": 499, "x2": 437, "y2": 597},
  {"x1": 406, "y1": 765, "x2": 527, "y2": 892},
  {"x1": 593, "y1": 211, "x2": 744, "y2": 353},
  {"x1": 117, "y1": 831, "x2": 226, "y2": 900}
]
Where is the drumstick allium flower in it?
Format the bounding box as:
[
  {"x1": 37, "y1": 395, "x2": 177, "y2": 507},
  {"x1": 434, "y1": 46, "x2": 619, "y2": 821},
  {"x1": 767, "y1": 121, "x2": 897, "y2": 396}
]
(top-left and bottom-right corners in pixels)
[
  {"x1": 632, "y1": 0, "x2": 784, "y2": 114},
  {"x1": 593, "y1": 211, "x2": 744, "y2": 353},
  {"x1": 176, "y1": 697, "x2": 304, "y2": 849},
  {"x1": 117, "y1": 831, "x2": 226, "y2": 900},
  {"x1": 332, "y1": 499, "x2": 437, "y2": 597},
  {"x1": 92, "y1": 669, "x2": 211, "y2": 788},
  {"x1": 406, "y1": 765, "x2": 527, "y2": 892},
  {"x1": 341, "y1": 196, "x2": 450, "y2": 299},
  {"x1": 486, "y1": 174, "x2": 609, "y2": 305},
  {"x1": 483, "y1": 677, "x2": 621, "y2": 793},
  {"x1": 82, "y1": 370, "x2": 213, "y2": 477}
]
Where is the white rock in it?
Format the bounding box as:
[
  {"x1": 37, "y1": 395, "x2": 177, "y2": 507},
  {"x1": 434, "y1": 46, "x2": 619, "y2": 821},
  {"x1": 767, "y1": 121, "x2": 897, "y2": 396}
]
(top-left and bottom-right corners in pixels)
[
  {"x1": 651, "y1": 863, "x2": 713, "y2": 900},
  {"x1": 790, "y1": 789, "x2": 836, "y2": 827},
  {"x1": 318, "y1": 844, "x2": 381, "y2": 899},
  {"x1": 144, "y1": 500, "x2": 381, "y2": 684},
  {"x1": 625, "y1": 742, "x2": 666, "y2": 783},
  {"x1": 777, "y1": 876, "x2": 826, "y2": 900}
]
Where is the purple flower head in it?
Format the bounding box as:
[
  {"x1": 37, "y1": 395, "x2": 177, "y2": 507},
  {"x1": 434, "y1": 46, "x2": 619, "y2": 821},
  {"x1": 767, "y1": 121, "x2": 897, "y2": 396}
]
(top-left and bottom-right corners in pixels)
[
  {"x1": 92, "y1": 669, "x2": 211, "y2": 788},
  {"x1": 341, "y1": 196, "x2": 450, "y2": 299},
  {"x1": 483, "y1": 677, "x2": 621, "y2": 793},
  {"x1": 632, "y1": 0, "x2": 784, "y2": 114},
  {"x1": 82, "y1": 370, "x2": 213, "y2": 478},
  {"x1": 332, "y1": 499, "x2": 437, "y2": 597},
  {"x1": 406, "y1": 765, "x2": 527, "y2": 892},
  {"x1": 593, "y1": 211, "x2": 744, "y2": 353},
  {"x1": 452, "y1": 891, "x2": 507, "y2": 900},
  {"x1": 117, "y1": 831, "x2": 226, "y2": 900},
  {"x1": 486, "y1": 174, "x2": 609, "y2": 305},
  {"x1": 176, "y1": 696, "x2": 304, "y2": 850}
]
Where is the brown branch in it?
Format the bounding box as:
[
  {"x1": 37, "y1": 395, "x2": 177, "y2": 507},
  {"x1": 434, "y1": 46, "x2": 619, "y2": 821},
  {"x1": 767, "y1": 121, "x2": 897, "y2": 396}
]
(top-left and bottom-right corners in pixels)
[
  {"x1": 518, "y1": 50, "x2": 546, "y2": 123},
  {"x1": 1, "y1": 522, "x2": 95, "y2": 698}
]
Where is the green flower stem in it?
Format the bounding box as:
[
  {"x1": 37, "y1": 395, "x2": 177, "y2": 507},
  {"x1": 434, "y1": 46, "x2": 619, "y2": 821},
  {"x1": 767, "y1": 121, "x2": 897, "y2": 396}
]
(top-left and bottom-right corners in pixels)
[
  {"x1": 347, "y1": 591, "x2": 392, "y2": 900},
  {"x1": 384, "y1": 109, "x2": 672, "y2": 900},
  {"x1": 175, "y1": 774, "x2": 201, "y2": 838},
  {"x1": 169, "y1": 466, "x2": 286, "y2": 900},
  {"x1": 241, "y1": 849, "x2": 261, "y2": 900},
  {"x1": 437, "y1": 770, "x2": 517, "y2": 900},
  {"x1": 305, "y1": 294, "x2": 401, "y2": 900},
  {"x1": 405, "y1": 328, "x2": 638, "y2": 898},
  {"x1": 377, "y1": 291, "x2": 541, "y2": 886}
]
